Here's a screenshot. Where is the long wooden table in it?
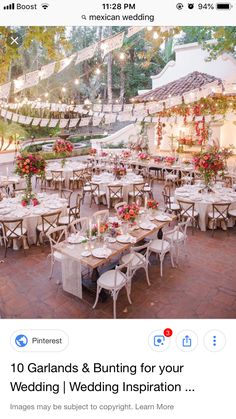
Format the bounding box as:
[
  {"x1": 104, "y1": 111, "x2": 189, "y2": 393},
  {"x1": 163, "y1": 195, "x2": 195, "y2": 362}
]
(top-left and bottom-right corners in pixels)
[{"x1": 55, "y1": 218, "x2": 172, "y2": 299}]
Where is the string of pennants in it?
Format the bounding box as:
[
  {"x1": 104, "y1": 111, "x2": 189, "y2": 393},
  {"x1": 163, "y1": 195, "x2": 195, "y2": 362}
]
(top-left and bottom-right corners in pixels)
[
  {"x1": 0, "y1": 27, "x2": 146, "y2": 100},
  {"x1": 1, "y1": 80, "x2": 236, "y2": 128}
]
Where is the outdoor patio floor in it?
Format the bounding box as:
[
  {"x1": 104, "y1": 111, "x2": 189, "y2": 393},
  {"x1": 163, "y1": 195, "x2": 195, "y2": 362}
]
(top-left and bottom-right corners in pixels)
[{"x1": 1, "y1": 225, "x2": 236, "y2": 319}]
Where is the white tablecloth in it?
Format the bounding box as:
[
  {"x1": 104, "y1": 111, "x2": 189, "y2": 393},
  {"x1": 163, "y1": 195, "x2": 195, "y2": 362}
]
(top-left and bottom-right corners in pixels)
[
  {"x1": 175, "y1": 185, "x2": 236, "y2": 231},
  {"x1": 0, "y1": 193, "x2": 68, "y2": 245}
]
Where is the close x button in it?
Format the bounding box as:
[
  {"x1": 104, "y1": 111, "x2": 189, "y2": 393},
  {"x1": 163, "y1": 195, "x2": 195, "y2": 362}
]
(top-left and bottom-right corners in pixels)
[{"x1": 6, "y1": 32, "x2": 23, "y2": 48}]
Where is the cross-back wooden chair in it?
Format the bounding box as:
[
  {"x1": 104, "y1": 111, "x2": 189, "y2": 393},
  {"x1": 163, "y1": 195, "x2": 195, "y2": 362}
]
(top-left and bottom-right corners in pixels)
[
  {"x1": 108, "y1": 185, "x2": 123, "y2": 208},
  {"x1": 208, "y1": 202, "x2": 231, "y2": 236},
  {"x1": 36, "y1": 210, "x2": 61, "y2": 244},
  {"x1": 177, "y1": 199, "x2": 199, "y2": 234},
  {"x1": 0, "y1": 218, "x2": 28, "y2": 257}
]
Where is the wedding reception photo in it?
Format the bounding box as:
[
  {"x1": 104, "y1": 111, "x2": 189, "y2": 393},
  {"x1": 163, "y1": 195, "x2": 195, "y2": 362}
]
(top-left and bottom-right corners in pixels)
[{"x1": 0, "y1": 25, "x2": 236, "y2": 319}]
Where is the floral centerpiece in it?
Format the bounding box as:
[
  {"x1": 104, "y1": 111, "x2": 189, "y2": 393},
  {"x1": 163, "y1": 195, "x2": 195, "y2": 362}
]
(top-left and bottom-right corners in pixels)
[
  {"x1": 122, "y1": 150, "x2": 131, "y2": 159},
  {"x1": 182, "y1": 158, "x2": 191, "y2": 165},
  {"x1": 192, "y1": 146, "x2": 226, "y2": 188},
  {"x1": 117, "y1": 203, "x2": 140, "y2": 224},
  {"x1": 100, "y1": 151, "x2": 108, "y2": 157},
  {"x1": 53, "y1": 139, "x2": 74, "y2": 167},
  {"x1": 138, "y1": 152, "x2": 150, "y2": 161},
  {"x1": 147, "y1": 199, "x2": 159, "y2": 210},
  {"x1": 113, "y1": 166, "x2": 127, "y2": 178},
  {"x1": 164, "y1": 156, "x2": 176, "y2": 166},
  {"x1": 89, "y1": 148, "x2": 97, "y2": 156},
  {"x1": 154, "y1": 156, "x2": 163, "y2": 163},
  {"x1": 89, "y1": 223, "x2": 109, "y2": 237},
  {"x1": 15, "y1": 153, "x2": 46, "y2": 205}
]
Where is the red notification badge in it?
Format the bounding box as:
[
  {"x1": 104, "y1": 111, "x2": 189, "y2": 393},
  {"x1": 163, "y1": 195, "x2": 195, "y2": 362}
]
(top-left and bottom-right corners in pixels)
[{"x1": 164, "y1": 328, "x2": 173, "y2": 338}]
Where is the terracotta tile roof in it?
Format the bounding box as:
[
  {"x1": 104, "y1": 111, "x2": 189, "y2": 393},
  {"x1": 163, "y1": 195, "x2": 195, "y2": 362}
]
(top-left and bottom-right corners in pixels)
[{"x1": 135, "y1": 71, "x2": 223, "y2": 102}]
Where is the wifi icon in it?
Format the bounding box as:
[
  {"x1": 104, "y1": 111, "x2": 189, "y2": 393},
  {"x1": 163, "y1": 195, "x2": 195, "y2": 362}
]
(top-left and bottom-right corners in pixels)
[{"x1": 41, "y1": 3, "x2": 49, "y2": 9}]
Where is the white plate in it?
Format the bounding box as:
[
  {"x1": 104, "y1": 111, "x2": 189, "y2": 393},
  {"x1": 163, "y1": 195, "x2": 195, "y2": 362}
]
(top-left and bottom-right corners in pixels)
[
  {"x1": 117, "y1": 235, "x2": 133, "y2": 244},
  {"x1": 155, "y1": 215, "x2": 172, "y2": 222},
  {"x1": 139, "y1": 222, "x2": 156, "y2": 230},
  {"x1": 81, "y1": 250, "x2": 91, "y2": 257},
  {"x1": 108, "y1": 237, "x2": 116, "y2": 243},
  {"x1": 68, "y1": 235, "x2": 86, "y2": 244},
  {"x1": 92, "y1": 248, "x2": 112, "y2": 259}
]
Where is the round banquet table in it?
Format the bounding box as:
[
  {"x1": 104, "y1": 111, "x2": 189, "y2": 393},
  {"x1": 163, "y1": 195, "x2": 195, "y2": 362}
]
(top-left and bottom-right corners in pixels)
[
  {"x1": 0, "y1": 193, "x2": 68, "y2": 246},
  {"x1": 91, "y1": 172, "x2": 144, "y2": 208},
  {"x1": 46, "y1": 161, "x2": 87, "y2": 188},
  {"x1": 175, "y1": 185, "x2": 236, "y2": 231}
]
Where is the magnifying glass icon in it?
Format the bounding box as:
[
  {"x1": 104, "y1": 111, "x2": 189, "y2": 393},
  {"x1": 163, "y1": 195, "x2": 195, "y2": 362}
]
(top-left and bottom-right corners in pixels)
[{"x1": 81, "y1": 15, "x2": 87, "y2": 20}]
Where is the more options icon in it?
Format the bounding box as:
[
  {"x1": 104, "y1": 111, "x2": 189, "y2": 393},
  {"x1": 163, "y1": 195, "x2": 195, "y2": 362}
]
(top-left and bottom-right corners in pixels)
[{"x1": 204, "y1": 330, "x2": 226, "y2": 352}]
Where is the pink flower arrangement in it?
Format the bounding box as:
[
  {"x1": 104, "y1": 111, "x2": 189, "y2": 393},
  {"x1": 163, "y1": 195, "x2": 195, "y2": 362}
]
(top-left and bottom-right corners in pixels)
[
  {"x1": 15, "y1": 154, "x2": 46, "y2": 177},
  {"x1": 100, "y1": 151, "x2": 108, "y2": 157},
  {"x1": 154, "y1": 156, "x2": 162, "y2": 163},
  {"x1": 122, "y1": 150, "x2": 131, "y2": 159},
  {"x1": 164, "y1": 156, "x2": 176, "y2": 166},
  {"x1": 53, "y1": 139, "x2": 74, "y2": 156},
  {"x1": 113, "y1": 166, "x2": 127, "y2": 177},
  {"x1": 147, "y1": 199, "x2": 159, "y2": 210},
  {"x1": 192, "y1": 146, "x2": 226, "y2": 185},
  {"x1": 89, "y1": 148, "x2": 97, "y2": 156},
  {"x1": 138, "y1": 152, "x2": 150, "y2": 160},
  {"x1": 118, "y1": 203, "x2": 140, "y2": 223},
  {"x1": 21, "y1": 196, "x2": 39, "y2": 207}
]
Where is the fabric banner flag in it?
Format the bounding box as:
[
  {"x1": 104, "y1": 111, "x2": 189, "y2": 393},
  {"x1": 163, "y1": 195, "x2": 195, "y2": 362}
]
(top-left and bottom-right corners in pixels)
[
  {"x1": 40, "y1": 119, "x2": 50, "y2": 127},
  {"x1": 14, "y1": 75, "x2": 26, "y2": 93},
  {"x1": 58, "y1": 54, "x2": 76, "y2": 73},
  {"x1": 134, "y1": 103, "x2": 145, "y2": 111},
  {"x1": 103, "y1": 104, "x2": 113, "y2": 113},
  {"x1": 79, "y1": 117, "x2": 91, "y2": 126},
  {"x1": 92, "y1": 116, "x2": 103, "y2": 126},
  {"x1": 127, "y1": 27, "x2": 145, "y2": 38},
  {"x1": 6, "y1": 111, "x2": 13, "y2": 120},
  {"x1": 12, "y1": 113, "x2": 19, "y2": 122},
  {"x1": 75, "y1": 43, "x2": 98, "y2": 65},
  {"x1": 40, "y1": 62, "x2": 56, "y2": 80},
  {"x1": 18, "y1": 115, "x2": 27, "y2": 124},
  {"x1": 0, "y1": 82, "x2": 11, "y2": 99},
  {"x1": 69, "y1": 118, "x2": 79, "y2": 128},
  {"x1": 147, "y1": 102, "x2": 163, "y2": 114},
  {"x1": 101, "y1": 32, "x2": 125, "y2": 56},
  {"x1": 59, "y1": 119, "x2": 69, "y2": 128},
  {"x1": 49, "y1": 119, "x2": 59, "y2": 128},
  {"x1": 1, "y1": 109, "x2": 7, "y2": 118},
  {"x1": 117, "y1": 112, "x2": 133, "y2": 122},
  {"x1": 123, "y1": 104, "x2": 134, "y2": 112},
  {"x1": 93, "y1": 104, "x2": 103, "y2": 113},
  {"x1": 24, "y1": 70, "x2": 40, "y2": 89},
  {"x1": 24, "y1": 116, "x2": 33, "y2": 125},
  {"x1": 32, "y1": 118, "x2": 41, "y2": 126},
  {"x1": 112, "y1": 104, "x2": 123, "y2": 112},
  {"x1": 74, "y1": 105, "x2": 85, "y2": 113},
  {"x1": 105, "y1": 113, "x2": 117, "y2": 124}
]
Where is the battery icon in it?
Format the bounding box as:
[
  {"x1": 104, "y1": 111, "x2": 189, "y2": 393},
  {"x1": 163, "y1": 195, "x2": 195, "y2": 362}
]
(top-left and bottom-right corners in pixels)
[{"x1": 216, "y1": 3, "x2": 232, "y2": 9}]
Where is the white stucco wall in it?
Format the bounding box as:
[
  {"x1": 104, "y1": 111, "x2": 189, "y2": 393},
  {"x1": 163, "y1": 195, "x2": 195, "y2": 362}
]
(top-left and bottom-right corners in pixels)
[{"x1": 152, "y1": 42, "x2": 236, "y2": 89}]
